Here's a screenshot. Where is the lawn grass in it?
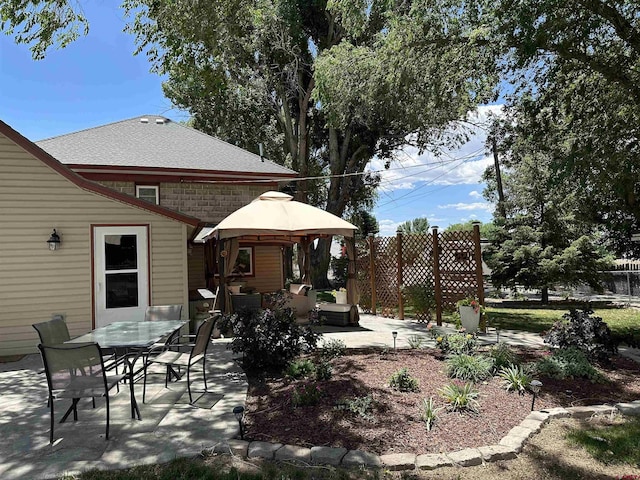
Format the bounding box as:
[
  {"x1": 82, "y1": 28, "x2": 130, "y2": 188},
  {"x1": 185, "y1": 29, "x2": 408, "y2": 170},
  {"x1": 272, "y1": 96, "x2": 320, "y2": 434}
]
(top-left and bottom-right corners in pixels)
[
  {"x1": 483, "y1": 303, "x2": 639, "y2": 337},
  {"x1": 566, "y1": 417, "x2": 640, "y2": 466}
]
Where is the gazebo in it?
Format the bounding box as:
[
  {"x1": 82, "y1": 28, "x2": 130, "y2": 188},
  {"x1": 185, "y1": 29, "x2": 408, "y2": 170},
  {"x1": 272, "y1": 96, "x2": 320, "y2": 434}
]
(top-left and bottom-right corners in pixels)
[{"x1": 196, "y1": 191, "x2": 359, "y2": 313}]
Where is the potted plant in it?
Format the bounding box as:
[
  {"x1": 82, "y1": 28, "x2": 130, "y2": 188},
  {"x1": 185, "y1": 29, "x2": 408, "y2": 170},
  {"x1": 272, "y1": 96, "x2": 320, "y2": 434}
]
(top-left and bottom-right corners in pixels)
[
  {"x1": 456, "y1": 295, "x2": 484, "y2": 333},
  {"x1": 332, "y1": 287, "x2": 347, "y2": 304}
]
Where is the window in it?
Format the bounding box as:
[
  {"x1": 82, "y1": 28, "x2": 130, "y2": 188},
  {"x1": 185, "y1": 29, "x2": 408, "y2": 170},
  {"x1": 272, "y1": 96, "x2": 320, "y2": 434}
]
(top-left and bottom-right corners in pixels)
[
  {"x1": 136, "y1": 185, "x2": 159, "y2": 204},
  {"x1": 231, "y1": 247, "x2": 254, "y2": 277}
]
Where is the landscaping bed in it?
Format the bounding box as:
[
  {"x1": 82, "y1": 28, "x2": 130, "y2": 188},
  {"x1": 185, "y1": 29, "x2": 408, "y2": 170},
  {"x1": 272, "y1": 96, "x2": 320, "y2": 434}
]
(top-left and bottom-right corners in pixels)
[{"x1": 244, "y1": 347, "x2": 640, "y2": 456}]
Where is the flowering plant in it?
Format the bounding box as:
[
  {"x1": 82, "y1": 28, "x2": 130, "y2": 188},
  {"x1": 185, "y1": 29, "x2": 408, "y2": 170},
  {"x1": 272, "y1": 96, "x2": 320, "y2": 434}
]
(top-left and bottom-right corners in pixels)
[
  {"x1": 456, "y1": 296, "x2": 484, "y2": 315},
  {"x1": 331, "y1": 287, "x2": 347, "y2": 298}
]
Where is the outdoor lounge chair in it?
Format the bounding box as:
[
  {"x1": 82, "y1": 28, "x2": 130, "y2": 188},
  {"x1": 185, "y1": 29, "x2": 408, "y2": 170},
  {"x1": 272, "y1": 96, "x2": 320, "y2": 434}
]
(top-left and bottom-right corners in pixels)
[
  {"x1": 38, "y1": 342, "x2": 131, "y2": 444},
  {"x1": 142, "y1": 313, "x2": 219, "y2": 404}
]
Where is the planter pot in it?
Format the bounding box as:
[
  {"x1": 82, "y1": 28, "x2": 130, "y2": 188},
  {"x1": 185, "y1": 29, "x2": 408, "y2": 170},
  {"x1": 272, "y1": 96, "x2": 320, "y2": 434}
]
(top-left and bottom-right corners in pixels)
[
  {"x1": 334, "y1": 291, "x2": 348, "y2": 304},
  {"x1": 458, "y1": 305, "x2": 480, "y2": 333}
]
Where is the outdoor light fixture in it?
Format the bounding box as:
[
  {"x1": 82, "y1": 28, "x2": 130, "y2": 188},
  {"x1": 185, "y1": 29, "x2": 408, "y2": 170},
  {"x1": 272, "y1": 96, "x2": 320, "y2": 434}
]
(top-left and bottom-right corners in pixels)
[
  {"x1": 47, "y1": 229, "x2": 61, "y2": 251},
  {"x1": 233, "y1": 406, "x2": 245, "y2": 439},
  {"x1": 530, "y1": 380, "x2": 542, "y2": 411},
  {"x1": 392, "y1": 331, "x2": 398, "y2": 351}
]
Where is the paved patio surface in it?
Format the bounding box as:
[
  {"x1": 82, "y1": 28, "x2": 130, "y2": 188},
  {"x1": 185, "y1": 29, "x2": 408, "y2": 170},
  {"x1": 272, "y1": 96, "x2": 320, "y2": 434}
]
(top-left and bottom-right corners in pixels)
[{"x1": 1, "y1": 314, "x2": 637, "y2": 479}]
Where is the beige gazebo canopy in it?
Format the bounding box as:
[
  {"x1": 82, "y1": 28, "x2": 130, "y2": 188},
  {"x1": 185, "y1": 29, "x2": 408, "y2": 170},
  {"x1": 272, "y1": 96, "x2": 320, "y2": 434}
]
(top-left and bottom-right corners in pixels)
[{"x1": 198, "y1": 191, "x2": 359, "y2": 311}]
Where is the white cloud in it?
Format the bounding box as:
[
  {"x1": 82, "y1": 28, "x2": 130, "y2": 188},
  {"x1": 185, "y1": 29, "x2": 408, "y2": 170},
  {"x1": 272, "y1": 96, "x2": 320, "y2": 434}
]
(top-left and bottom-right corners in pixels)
[
  {"x1": 438, "y1": 202, "x2": 494, "y2": 212},
  {"x1": 370, "y1": 105, "x2": 503, "y2": 192},
  {"x1": 469, "y1": 190, "x2": 482, "y2": 199},
  {"x1": 378, "y1": 219, "x2": 404, "y2": 236}
]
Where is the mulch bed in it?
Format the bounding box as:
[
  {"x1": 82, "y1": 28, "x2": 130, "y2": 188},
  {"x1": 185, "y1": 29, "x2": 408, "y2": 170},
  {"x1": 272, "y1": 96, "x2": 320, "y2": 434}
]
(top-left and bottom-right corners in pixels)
[{"x1": 244, "y1": 347, "x2": 640, "y2": 456}]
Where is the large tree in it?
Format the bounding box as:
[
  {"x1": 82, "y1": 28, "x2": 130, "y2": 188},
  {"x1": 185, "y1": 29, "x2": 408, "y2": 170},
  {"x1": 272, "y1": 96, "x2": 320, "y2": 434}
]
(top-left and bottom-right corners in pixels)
[
  {"x1": 2, "y1": 0, "x2": 499, "y2": 287},
  {"x1": 486, "y1": 0, "x2": 640, "y2": 255},
  {"x1": 483, "y1": 108, "x2": 614, "y2": 303}
]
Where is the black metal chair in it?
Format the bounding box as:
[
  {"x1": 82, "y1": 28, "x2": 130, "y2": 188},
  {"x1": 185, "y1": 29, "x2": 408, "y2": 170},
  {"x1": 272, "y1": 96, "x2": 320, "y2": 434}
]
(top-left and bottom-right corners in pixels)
[
  {"x1": 142, "y1": 313, "x2": 218, "y2": 404},
  {"x1": 37, "y1": 342, "x2": 131, "y2": 444}
]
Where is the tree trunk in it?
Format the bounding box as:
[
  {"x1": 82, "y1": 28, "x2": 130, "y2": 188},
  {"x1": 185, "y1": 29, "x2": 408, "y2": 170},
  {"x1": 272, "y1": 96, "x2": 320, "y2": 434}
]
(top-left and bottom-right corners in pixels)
[
  {"x1": 541, "y1": 287, "x2": 549, "y2": 304},
  {"x1": 311, "y1": 237, "x2": 333, "y2": 288}
]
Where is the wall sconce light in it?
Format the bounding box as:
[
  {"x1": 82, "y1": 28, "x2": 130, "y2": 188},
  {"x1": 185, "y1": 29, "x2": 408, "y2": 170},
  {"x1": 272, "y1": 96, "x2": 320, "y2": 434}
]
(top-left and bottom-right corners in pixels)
[
  {"x1": 530, "y1": 380, "x2": 542, "y2": 411},
  {"x1": 392, "y1": 331, "x2": 398, "y2": 351},
  {"x1": 47, "y1": 229, "x2": 61, "y2": 251},
  {"x1": 233, "y1": 405, "x2": 245, "y2": 439}
]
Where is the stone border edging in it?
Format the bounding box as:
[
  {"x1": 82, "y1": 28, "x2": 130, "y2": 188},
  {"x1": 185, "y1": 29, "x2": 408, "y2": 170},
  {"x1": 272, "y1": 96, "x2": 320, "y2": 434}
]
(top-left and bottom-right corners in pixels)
[{"x1": 209, "y1": 400, "x2": 640, "y2": 471}]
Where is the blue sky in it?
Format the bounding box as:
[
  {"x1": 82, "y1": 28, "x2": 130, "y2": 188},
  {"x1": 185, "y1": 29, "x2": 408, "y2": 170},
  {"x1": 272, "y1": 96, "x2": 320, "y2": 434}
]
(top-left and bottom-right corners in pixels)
[{"x1": 0, "y1": 1, "x2": 496, "y2": 234}]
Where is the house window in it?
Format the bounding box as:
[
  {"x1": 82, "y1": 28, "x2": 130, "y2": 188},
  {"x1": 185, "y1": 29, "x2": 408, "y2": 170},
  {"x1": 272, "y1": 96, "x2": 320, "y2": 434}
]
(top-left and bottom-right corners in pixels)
[
  {"x1": 136, "y1": 185, "x2": 159, "y2": 204},
  {"x1": 231, "y1": 247, "x2": 254, "y2": 277}
]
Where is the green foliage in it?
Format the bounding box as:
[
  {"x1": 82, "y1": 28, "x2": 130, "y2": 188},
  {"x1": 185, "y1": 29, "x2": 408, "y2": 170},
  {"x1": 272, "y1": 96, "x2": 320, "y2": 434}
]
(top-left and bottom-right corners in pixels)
[
  {"x1": 535, "y1": 347, "x2": 605, "y2": 383},
  {"x1": 407, "y1": 335, "x2": 426, "y2": 349},
  {"x1": 398, "y1": 217, "x2": 430, "y2": 234},
  {"x1": 438, "y1": 382, "x2": 480, "y2": 414},
  {"x1": 389, "y1": 368, "x2": 420, "y2": 393},
  {"x1": 435, "y1": 332, "x2": 477, "y2": 355},
  {"x1": 222, "y1": 292, "x2": 319, "y2": 372},
  {"x1": 445, "y1": 354, "x2": 494, "y2": 382},
  {"x1": 315, "y1": 361, "x2": 333, "y2": 381},
  {"x1": 403, "y1": 281, "x2": 436, "y2": 320},
  {"x1": 544, "y1": 309, "x2": 617, "y2": 363},
  {"x1": 320, "y1": 338, "x2": 346, "y2": 360},
  {"x1": 421, "y1": 397, "x2": 443, "y2": 432},
  {"x1": 567, "y1": 417, "x2": 640, "y2": 467},
  {"x1": 286, "y1": 359, "x2": 315, "y2": 379},
  {"x1": 291, "y1": 382, "x2": 322, "y2": 408},
  {"x1": 445, "y1": 221, "x2": 498, "y2": 239},
  {"x1": 497, "y1": 365, "x2": 531, "y2": 395},
  {"x1": 488, "y1": 342, "x2": 519, "y2": 371},
  {"x1": 336, "y1": 395, "x2": 374, "y2": 421}
]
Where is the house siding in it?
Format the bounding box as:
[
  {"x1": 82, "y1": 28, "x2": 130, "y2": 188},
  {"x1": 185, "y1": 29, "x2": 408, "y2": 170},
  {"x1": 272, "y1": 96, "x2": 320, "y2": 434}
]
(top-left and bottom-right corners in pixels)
[
  {"x1": 99, "y1": 181, "x2": 267, "y2": 224},
  {"x1": 0, "y1": 133, "x2": 190, "y2": 356},
  {"x1": 247, "y1": 246, "x2": 284, "y2": 293}
]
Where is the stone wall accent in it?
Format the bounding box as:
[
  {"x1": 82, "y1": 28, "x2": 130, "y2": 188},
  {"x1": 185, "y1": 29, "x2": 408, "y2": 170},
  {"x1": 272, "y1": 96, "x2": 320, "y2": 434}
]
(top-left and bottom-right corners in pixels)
[
  {"x1": 213, "y1": 400, "x2": 640, "y2": 472},
  {"x1": 98, "y1": 181, "x2": 267, "y2": 223}
]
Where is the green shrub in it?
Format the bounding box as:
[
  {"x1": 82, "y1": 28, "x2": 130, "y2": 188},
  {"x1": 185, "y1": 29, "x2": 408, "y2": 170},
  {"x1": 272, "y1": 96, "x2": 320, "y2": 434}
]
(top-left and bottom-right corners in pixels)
[
  {"x1": 535, "y1": 347, "x2": 605, "y2": 382},
  {"x1": 221, "y1": 291, "x2": 319, "y2": 371},
  {"x1": 497, "y1": 365, "x2": 531, "y2": 394},
  {"x1": 403, "y1": 281, "x2": 436, "y2": 321},
  {"x1": 445, "y1": 354, "x2": 494, "y2": 382},
  {"x1": 315, "y1": 360, "x2": 333, "y2": 381},
  {"x1": 435, "y1": 332, "x2": 477, "y2": 355},
  {"x1": 489, "y1": 342, "x2": 519, "y2": 371},
  {"x1": 286, "y1": 359, "x2": 315, "y2": 379},
  {"x1": 291, "y1": 382, "x2": 322, "y2": 407},
  {"x1": 320, "y1": 338, "x2": 346, "y2": 360},
  {"x1": 421, "y1": 396, "x2": 443, "y2": 431},
  {"x1": 407, "y1": 335, "x2": 426, "y2": 349},
  {"x1": 389, "y1": 368, "x2": 420, "y2": 392},
  {"x1": 336, "y1": 395, "x2": 374, "y2": 421},
  {"x1": 438, "y1": 382, "x2": 479, "y2": 413},
  {"x1": 544, "y1": 308, "x2": 617, "y2": 363}
]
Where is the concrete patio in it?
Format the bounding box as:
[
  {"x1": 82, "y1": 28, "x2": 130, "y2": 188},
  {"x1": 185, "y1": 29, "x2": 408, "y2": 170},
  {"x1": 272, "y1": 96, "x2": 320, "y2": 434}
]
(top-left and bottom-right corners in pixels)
[{"x1": 2, "y1": 313, "x2": 635, "y2": 480}]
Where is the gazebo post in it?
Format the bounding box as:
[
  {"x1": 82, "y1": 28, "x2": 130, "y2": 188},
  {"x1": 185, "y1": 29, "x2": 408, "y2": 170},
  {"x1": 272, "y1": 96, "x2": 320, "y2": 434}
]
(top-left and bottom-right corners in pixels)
[{"x1": 217, "y1": 238, "x2": 227, "y2": 313}]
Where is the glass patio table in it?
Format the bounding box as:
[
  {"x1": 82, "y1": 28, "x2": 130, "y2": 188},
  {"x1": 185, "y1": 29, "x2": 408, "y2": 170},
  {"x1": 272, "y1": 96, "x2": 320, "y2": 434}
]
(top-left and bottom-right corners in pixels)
[{"x1": 67, "y1": 320, "x2": 187, "y2": 420}]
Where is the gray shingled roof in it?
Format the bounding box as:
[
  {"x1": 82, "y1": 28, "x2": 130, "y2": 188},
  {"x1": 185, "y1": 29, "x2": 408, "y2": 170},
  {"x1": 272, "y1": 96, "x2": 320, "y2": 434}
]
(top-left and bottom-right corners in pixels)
[{"x1": 36, "y1": 115, "x2": 297, "y2": 176}]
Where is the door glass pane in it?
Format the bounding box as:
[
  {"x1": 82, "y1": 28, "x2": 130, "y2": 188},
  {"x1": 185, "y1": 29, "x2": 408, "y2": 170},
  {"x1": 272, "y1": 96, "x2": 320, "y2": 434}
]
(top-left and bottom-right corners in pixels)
[
  {"x1": 106, "y1": 273, "x2": 139, "y2": 308},
  {"x1": 105, "y1": 235, "x2": 138, "y2": 270}
]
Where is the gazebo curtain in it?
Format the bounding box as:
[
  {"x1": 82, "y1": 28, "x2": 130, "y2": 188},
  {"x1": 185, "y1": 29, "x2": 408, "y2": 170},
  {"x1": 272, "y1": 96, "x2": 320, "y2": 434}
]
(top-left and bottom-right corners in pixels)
[
  {"x1": 345, "y1": 236, "x2": 360, "y2": 304},
  {"x1": 299, "y1": 238, "x2": 312, "y2": 285},
  {"x1": 220, "y1": 238, "x2": 240, "y2": 313}
]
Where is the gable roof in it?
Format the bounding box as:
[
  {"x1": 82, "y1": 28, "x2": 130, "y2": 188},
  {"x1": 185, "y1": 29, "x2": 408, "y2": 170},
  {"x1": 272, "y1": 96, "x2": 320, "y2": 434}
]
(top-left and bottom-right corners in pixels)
[
  {"x1": 0, "y1": 119, "x2": 201, "y2": 228},
  {"x1": 36, "y1": 115, "x2": 298, "y2": 177}
]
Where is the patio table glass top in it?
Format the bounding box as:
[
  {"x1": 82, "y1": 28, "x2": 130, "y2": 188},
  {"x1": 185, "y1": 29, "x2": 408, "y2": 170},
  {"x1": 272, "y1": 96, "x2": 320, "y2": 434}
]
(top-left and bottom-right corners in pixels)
[{"x1": 67, "y1": 320, "x2": 187, "y2": 349}]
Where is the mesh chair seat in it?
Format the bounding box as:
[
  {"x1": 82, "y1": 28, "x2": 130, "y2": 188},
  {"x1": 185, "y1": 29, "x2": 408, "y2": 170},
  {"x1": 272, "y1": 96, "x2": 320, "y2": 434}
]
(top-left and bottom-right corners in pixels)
[
  {"x1": 143, "y1": 313, "x2": 219, "y2": 404},
  {"x1": 38, "y1": 342, "x2": 132, "y2": 444}
]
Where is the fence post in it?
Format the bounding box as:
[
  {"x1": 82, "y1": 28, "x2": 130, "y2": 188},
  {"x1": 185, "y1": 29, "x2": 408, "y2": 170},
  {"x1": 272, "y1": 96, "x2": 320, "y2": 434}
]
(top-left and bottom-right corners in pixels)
[
  {"x1": 432, "y1": 226, "x2": 443, "y2": 325},
  {"x1": 472, "y1": 222, "x2": 486, "y2": 332},
  {"x1": 368, "y1": 234, "x2": 377, "y2": 315},
  {"x1": 397, "y1": 229, "x2": 404, "y2": 320}
]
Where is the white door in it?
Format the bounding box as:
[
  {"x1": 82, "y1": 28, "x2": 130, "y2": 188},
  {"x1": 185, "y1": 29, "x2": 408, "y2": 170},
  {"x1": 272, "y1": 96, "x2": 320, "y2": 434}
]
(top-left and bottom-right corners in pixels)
[{"x1": 93, "y1": 226, "x2": 149, "y2": 328}]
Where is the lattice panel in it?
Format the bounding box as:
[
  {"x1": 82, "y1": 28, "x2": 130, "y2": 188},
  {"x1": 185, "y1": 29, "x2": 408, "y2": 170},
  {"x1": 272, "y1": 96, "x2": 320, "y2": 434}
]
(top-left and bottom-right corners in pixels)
[
  {"x1": 438, "y1": 230, "x2": 479, "y2": 312},
  {"x1": 401, "y1": 233, "x2": 435, "y2": 321},
  {"x1": 374, "y1": 236, "x2": 399, "y2": 310}
]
